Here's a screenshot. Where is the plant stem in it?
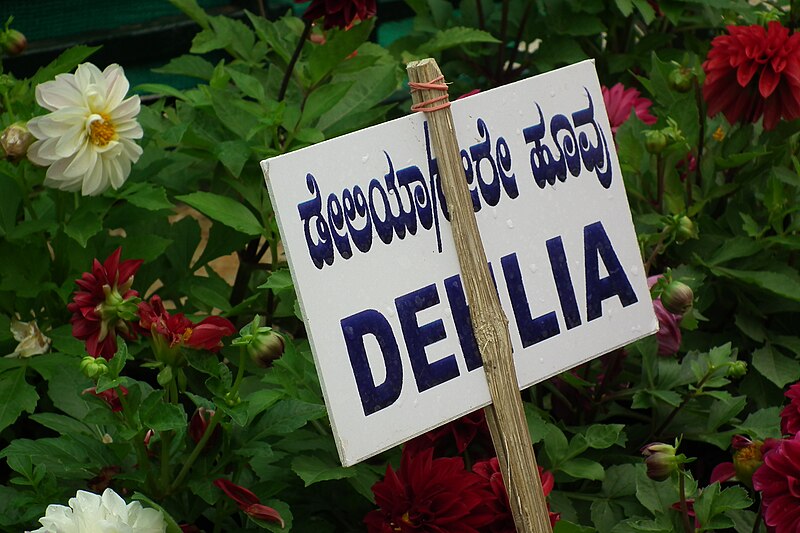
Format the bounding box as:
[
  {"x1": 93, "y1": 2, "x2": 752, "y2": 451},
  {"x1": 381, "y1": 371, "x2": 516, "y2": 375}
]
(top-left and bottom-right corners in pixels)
[
  {"x1": 693, "y1": 77, "x2": 705, "y2": 192},
  {"x1": 648, "y1": 372, "x2": 711, "y2": 441},
  {"x1": 117, "y1": 390, "x2": 155, "y2": 493},
  {"x1": 494, "y1": 0, "x2": 510, "y2": 83},
  {"x1": 170, "y1": 408, "x2": 224, "y2": 493},
  {"x1": 502, "y1": 2, "x2": 533, "y2": 84},
  {"x1": 643, "y1": 228, "x2": 669, "y2": 275},
  {"x1": 656, "y1": 153, "x2": 665, "y2": 213},
  {"x1": 752, "y1": 494, "x2": 763, "y2": 533},
  {"x1": 678, "y1": 469, "x2": 694, "y2": 533},
  {"x1": 278, "y1": 19, "x2": 312, "y2": 102}
]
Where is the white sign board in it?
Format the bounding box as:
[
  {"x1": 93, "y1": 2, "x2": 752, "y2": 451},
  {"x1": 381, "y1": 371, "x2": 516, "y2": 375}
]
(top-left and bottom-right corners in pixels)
[{"x1": 262, "y1": 60, "x2": 657, "y2": 466}]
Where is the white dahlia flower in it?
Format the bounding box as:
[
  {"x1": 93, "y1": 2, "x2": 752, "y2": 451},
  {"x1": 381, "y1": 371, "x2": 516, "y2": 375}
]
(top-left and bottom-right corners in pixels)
[
  {"x1": 27, "y1": 63, "x2": 143, "y2": 196},
  {"x1": 29, "y1": 488, "x2": 166, "y2": 533}
]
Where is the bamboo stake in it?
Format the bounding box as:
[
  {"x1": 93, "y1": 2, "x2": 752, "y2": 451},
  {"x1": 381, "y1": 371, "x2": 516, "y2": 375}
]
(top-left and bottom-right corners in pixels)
[{"x1": 406, "y1": 58, "x2": 552, "y2": 533}]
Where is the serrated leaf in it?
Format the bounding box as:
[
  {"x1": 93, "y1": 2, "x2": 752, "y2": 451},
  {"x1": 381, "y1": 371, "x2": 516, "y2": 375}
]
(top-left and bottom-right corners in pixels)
[
  {"x1": 585, "y1": 424, "x2": 625, "y2": 449},
  {"x1": 417, "y1": 27, "x2": 500, "y2": 56},
  {"x1": 752, "y1": 345, "x2": 800, "y2": 388},
  {"x1": 64, "y1": 209, "x2": 104, "y2": 247},
  {"x1": 735, "y1": 407, "x2": 782, "y2": 440},
  {"x1": 214, "y1": 140, "x2": 251, "y2": 177},
  {"x1": 153, "y1": 54, "x2": 215, "y2": 80},
  {"x1": 307, "y1": 20, "x2": 375, "y2": 86},
  {"x1": 291, "y1": 455, "x2": 357, "y2": 486},
  {"x1": 0, "y1": 368, "x2": 39, "y2": 433},
  {"x1": 176, "y1": 191, "x2": 263, "y2": 236},
  {"x1": 118, "y1": 183, "x2": 174, "y2": 211},
  {"x1": 708, "y1": 266, "x2": 800, "y2": 302},
  {"x1": 259, "y1": 269, "x2": 294, "y2": 291},
  {"x1": 135, "y1": 83, "x2": 188, "y2": 101},
  {"x1": 32, "y1": 46, "x2": 101, "y2": 86},
  {"x1": 29, "y1": 413, "x2": 93, "y2": 436}
]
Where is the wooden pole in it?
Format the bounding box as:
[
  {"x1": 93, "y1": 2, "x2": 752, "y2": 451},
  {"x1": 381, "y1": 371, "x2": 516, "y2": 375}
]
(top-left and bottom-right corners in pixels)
[{"x1": 406, "y1": 58, "x2": 552, "y2": 533}]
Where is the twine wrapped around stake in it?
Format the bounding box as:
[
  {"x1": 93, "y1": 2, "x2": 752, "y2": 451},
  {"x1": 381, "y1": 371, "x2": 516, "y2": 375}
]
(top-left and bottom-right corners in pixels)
[{"x1": 406, "y1": 58, "x2": 552, "y2": 533}]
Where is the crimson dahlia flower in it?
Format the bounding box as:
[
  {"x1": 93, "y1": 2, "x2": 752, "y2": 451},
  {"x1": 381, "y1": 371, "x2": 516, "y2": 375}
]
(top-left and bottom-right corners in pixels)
[
  {"x1": 472, "y1": 457, "x2": 559, "y2": 532},
  {"x1": 298, "y1": 0, "x2": 377, "y2": 30},
  {"x1": 405, "y1": 410, "x2": 492, "y2": 457},
  {"x1": 365, "y1": 447, "x2": 494, "y2": 532},
  {"x1": 752, "y1": 433, "x2": 800, "y2": 533},
  {"x1": 781, "y1": 381, "x2": 800, "y2": 436},
  {"x1": 138, "y1": 295, "x2": 235, "y2": 365},
  {"x1": 703, "y1": 21, "x2": 800, "y2": 131},
  {"x1": 601, "y1": 83, "x2": 657, "y2": 134},
  {"x1": 68, "y1": 247, "x2": 142, "y2": 359}
]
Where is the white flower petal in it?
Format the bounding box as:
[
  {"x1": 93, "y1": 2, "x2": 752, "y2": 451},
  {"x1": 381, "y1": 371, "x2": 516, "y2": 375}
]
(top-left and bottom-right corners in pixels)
[
  {"x1": 54, "y1": 124, "x2": 87, "y2": 158},
  {"x1": 103, "y1": 64, "x2": 130, "y2": 109},
  {"x1": 81, "y1": 155, "x2": 107, "y2": 196},
  {"x1": 27, "y1": 137, "x2": 59, "y2": 165},
  {"x1": 63, "y1": 143, "x2": 98, "y2": 178},
  {"x1": 110, "y1": 96, "x2": 140, "y2": 121},
  {"x1": 36, "y1": 76, "x2": 85, "y2": 110},
  {"x1": 45, "y1": 157, "x2": 83, "y2": 191}
]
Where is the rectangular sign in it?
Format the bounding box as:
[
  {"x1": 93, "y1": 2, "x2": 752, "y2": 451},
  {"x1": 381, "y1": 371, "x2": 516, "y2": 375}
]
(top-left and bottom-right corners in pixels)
[{"x1": 262, "y1": 60, "x2": 657, "y2": 466}]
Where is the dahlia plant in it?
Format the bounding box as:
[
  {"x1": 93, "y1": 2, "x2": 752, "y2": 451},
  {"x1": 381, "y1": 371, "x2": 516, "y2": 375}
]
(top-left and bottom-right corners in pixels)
[{"x1": 1, "y1": 0, "x2": 799, "y2": 531}]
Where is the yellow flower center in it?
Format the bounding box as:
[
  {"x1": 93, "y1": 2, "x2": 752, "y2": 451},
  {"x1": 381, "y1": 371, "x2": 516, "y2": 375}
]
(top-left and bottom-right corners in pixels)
[
  {"x1": 89, "y1": 114, "x2": 116, "y2": 147},
  {"x1": 712, "y1": 126, "x2": 726, "y2": 142}
]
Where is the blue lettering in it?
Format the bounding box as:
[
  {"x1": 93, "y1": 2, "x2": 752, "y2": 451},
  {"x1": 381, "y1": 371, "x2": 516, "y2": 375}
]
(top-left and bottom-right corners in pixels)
[
  {"x1": 501, "y1": 252, "x2": 560, "y2": 348},
  {"x1": 584, "y1": 221, "x2": 638, "y2": 321},
  {"x1": 341, "y1": 310, "x2": 403, "y2": 416},
  {"x1": 546, "y1": 236, "x2": 582, "y2": 329},
  {"x1": 395, "y1": 284, "x2": 460, "y2": 392}
]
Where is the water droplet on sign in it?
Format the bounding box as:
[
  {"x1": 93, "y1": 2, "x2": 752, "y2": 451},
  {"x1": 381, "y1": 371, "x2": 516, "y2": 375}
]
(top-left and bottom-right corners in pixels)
[{"x1": 506, "y1": 219, "x2": 514, "y2": 229}]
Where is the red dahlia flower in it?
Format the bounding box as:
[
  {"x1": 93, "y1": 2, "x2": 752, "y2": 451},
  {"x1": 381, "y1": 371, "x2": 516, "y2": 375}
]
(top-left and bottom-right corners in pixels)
[
  {"x1": 213, "y1": 478, "x2": 284, "y2": 527},
  {"x1": 781, "y1": 381, "x2": 800, "y2": 436},
  {"x1": 138, "y1": 295, "x2": 235, "y2": 365},
  {"x1": 703, "y1": 21, "x2": 800, "y2": 131},
  {"x1": 405, "y1": 410, "x2": 493, "y2": 458},
  {"x1": 83, "y1": 385, "x2": 128, "y2": 412},
  {"x1": 601, "y1": 83, "x2": 657, "y2": 134},
  {"x1": 472, "y1": 457, "x2": 559, "y2": 532},
  {"x1": 68, "y1": 248, "x2": 143, "y2": 360},
  {"x1": 298, "y1": 0, "x2": 377, "y2": 30},
  {"x1": 364, "y1": 447, "x2": 494, "y2": 533},
  {"x1": 710, "y1": 435, "x2": 765, "y2": 488},
  {"x1": 752, "y1": 433, "x2": 800, "y2": 533}
]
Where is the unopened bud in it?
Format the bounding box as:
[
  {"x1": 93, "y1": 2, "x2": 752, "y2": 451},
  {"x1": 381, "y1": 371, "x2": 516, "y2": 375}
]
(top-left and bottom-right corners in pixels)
[
  {"x1": 674, "y1": 216, "x2": 697, "y2": 243},
  {"x1": 248, "y1": 329, "x2": 285, "y2": 367},
  {"x1": 0, "y1": 29, "x2": 26, "y2": 56},
  {"x1": 644, "y1": 130, "x2": 668, "y2": 155},
  {"x1": 661, "y1": 281, "x2": 693, "y2": 315},
  {"x1": 668, "y1": 67, "x2": 694, "y2": 93},
  {"x1": 1, "y1": 122, "x2": 34, "y2": 162},
  {"x1": 641, "y1": 442, "x2": 679, "y2": 481},
  {"x1": 189, "y1": 407, "x2": 220, "y2": 448},
  {"x1": 727, "y1": 360, "x2": 747, "y2": 379},
  {"x1": 80, "y1": 355, "x2": 109, "y2": 378}
]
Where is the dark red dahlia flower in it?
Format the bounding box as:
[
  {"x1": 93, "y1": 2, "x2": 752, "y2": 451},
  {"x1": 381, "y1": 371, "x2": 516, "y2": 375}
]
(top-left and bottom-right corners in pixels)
[
  {"x1": 703, "y1": 21, "x2": 800, "y2": 131},
  {"x1": 405, "y1": 410, "x2": 493, "y2": 458},
  {"x1": 752, "y1": 433, "x2": 800, "y2": 533},
  {"x1": 213, "y1": 478, "x2": 284, "y2": 526},
  {"x1": 781, "y1": 381, "x2": 800, "y2": 436},
  {"x1": 138, "y1": 295, "x2": 235, "y2": 364},
  {"x1": 68, "y1": 248, "x2": 143, "y2": 360},
  {"x1": 601, "y1": 83, "x2": 657, "y2": 134},
  {"x1": 472, "y1": 457, "x2": 559, "y2": 532},
  {"x1": 298, "y1": 0, "x2": 377, "y2": 30},
  {"x1": 364, "y1": 447, "x2": 495, "y2": 533}
]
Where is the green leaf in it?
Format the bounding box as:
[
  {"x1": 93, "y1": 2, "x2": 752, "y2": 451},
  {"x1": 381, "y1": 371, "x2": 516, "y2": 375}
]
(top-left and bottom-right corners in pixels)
[
  {"x1": 0, "y1": 368, "x2": 39, "y2": 433},
  {"x1": 140, "y1": 391, "x2": 187, "y2": 431},
  {"x1": 560, "y1": 458, "x2": 605, "y2": 480},
  {"x1": 307, "y1": 19, "x2": 376, "y2": 86},
  {"x1": 614, "y1": 0, "x2": 633, "y2": 16},
  {"x1": 291, "y1": 455, "x2": 357, "y2": 486},
  {"x1": 302, "y1": 82, "x2": 354, "y2": 126},
  {"x1": 752, "y1": 345, "x2": 800, "y2": 388},
  {"x1": 29, "y1": 413, "x2": 93, "y2": 436},
  {"x1": 153, "y1": 54, "x2": 215, "y2": 80},
  {"x1": 735, "y1": 407, "x2": 782, "y2": 440},
  {"x1": 64, "y1": 209, "x2": 105, "y2": 247},
  {"x1": 135, "y1": 83, "x2": 188, "y2": 101},
  {"x1": 214, "y1": 140, "x2": 251, "y2": 177},
  {"x1": 585, "y1": 424, "x2": 626, "y2": 449},
  {"x1": 255, "y1": 399, "x2": 326, "y2": 436},
  {"x1": 635, "y1": 466, "x2": 679, "y2": 515},
  {"x1": 259, "y1": 269, "x2": 294, "y2": 291},
  {"x1": 707, "y1": 266, "x2": 800, "y2": 302},
  {"x1": 694, "y1": 483, "x2": 751, "y2": 530},
  {"x1": 417, "y1": 27, "x2": 499, "y2": 56},
  {"x1": 176, "y1": 191, "x2": 263, "y2": 236},
  {"x1": 32, "y1": 46, "x2": 101, "y2": 86},
  {"x1": 117, "y1": 183, "x2": 174, "y2": 211}
]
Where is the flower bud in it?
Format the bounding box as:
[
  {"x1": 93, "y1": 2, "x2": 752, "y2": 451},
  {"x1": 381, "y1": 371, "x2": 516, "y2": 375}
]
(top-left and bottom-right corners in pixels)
[
  {"x1": 644, "y1": 130, "x2": 668, "y2": 154},
  {"x1": 660, "y1": 280, "x2": 693, "y2": 315},
  {"x1": 247, "y1": 329, "x2": 285, "y2": 367},
  {"x1": 0, "y1": 29, "x2": 27, "y2": 56},
  {"x1": 674, "y1": 216, "x2": 697, "y2": 243},
  {"x1": 189, "y1": 407, "x2": 220, "y2": 448},
  {"x1": 80, "y1": 355, "x2": 109, "y2": 378},
  {"x1": 641, "y1": 442, "x2": 679, "y2": 481},
  {"x1": 727, "y1": 360, "x2": 747, "y2": 378},
  {"x1": 668, "y1": 67, "x2": 694, "y2": 93},
  {"x1": 1, "y1": 122, "x2": 34, "y2": 162}
]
